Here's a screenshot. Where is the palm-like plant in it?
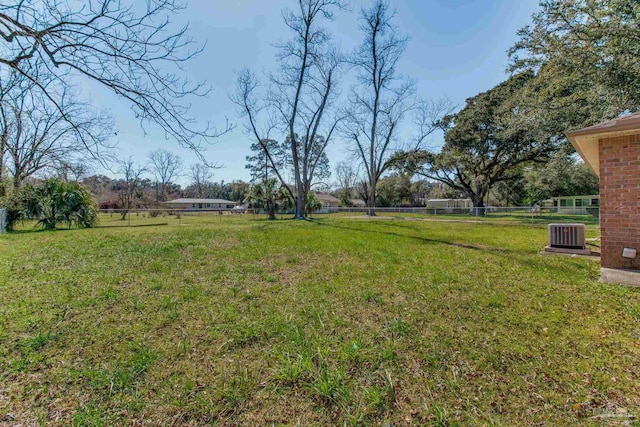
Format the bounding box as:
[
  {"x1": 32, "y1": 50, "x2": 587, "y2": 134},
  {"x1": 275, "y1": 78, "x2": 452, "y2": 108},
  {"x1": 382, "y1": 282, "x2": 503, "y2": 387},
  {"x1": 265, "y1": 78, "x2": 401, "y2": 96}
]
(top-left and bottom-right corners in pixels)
[
  {"x1": 247, "y1": 179, "x2": 293, "y2": 220},
  {"x1": 305, "y1": 192, "x2": 323, "y2": 216},
  {"x1": 21, "y1": 179, "x2": 97, "y2": 230}
]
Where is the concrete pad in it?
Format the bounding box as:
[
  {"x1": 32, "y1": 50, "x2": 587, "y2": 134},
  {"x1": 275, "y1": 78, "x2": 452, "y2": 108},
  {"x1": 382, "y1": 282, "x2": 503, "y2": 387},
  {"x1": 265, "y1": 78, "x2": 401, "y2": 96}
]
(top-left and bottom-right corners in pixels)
[
  {"x1": 600, "y1": 268, "x2": 640, "y2": 287},
  {"x1": 543, "y1": 246, "x2": 594, "y2": 256}
]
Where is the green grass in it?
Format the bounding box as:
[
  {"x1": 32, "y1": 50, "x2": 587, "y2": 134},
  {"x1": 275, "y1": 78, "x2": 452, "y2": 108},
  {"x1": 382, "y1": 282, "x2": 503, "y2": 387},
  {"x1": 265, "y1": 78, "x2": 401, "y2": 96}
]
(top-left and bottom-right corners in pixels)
[{"x1": 0, "y1": 215, "x2": 638, "y2": 426}]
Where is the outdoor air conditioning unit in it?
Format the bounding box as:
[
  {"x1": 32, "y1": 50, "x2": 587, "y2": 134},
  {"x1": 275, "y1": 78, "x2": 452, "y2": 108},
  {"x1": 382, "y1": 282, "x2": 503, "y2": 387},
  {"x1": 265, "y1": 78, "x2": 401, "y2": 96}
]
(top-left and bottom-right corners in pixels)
[{"x1": 548, "y1": 223, "x2": 586, "y2": 249}]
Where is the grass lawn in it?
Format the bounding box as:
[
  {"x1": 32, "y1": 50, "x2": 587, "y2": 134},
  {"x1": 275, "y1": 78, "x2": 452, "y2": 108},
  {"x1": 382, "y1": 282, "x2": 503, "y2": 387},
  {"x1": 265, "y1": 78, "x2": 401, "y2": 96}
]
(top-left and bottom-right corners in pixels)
[{"x1": 0, "y1": 216, "x2": 638, "y2": 426}]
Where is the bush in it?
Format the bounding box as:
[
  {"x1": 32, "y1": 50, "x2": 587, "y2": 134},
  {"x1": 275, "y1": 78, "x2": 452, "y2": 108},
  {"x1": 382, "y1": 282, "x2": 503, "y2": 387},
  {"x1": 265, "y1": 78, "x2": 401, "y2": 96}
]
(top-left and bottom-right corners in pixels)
[
  {"x1": 305, "y1": 193, "x2": 323, "y2": 216},
  {"x1": 20, "y1": 179, "x2": 98, "y2": 230},
  {"x1": 0, "y1": 193, "x2": 25, "y2": 231}
]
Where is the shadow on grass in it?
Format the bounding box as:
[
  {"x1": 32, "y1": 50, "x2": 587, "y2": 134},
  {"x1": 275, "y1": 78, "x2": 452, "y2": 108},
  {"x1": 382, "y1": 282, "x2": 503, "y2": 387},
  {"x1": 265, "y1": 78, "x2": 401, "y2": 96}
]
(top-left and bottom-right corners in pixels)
[
  {"x1": 3, "y1": 228, "x2": 48, "y2": 234},
  {"x1": 5, "y1": 222, "x2": 170, "y2": 234},
  {"x1": 312, "y1": 220, "x2": 517, "y2": 255},
  {"x1": 94, "y1": 223, "x2": 169, "y2": 229},
  {"x1": 311, "y1": 219, "x2": 593, "y2": 275}
]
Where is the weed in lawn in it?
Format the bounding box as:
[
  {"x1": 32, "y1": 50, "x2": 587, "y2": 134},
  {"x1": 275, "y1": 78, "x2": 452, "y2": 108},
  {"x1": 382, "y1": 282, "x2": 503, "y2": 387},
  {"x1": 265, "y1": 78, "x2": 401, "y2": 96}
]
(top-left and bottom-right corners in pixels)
[
  {"x1": 84, "y1": 344, "x2": 157, "y2": 395},
  {"x1": 306, "y1": 359, "x2": 349, "y2": 406},
  {"x1": 180, "y1": 285, "x2": 200, "y2": 302},
  {"x1": 10, "y1": 356, "x2": 31, "y2": 373},
  {"x1": 230, "y1": 322, "x2": 261, "y2": 348},
  {"x1": 159, "y1": 295, "x2": 176, "y2": 310},
  {"x1": 422, "y1": 347, "x2": 447, "y2": 370},
  {"x1": 429, "y1": 404, "x2": 457, "y2": 427},
  {"x1": 273, "y1": 351, "x2": 313, "y2": 387},
  {"x1": 130, "y1": 343, "x2": 157, "y2": 376},
  {"x1": 9, "y1": 330, "x2": 55, "y2": 372},
  {"x1": 363, "y1": 289, "x2": 383, "y2": 305},
  {"x1": 24, "y1": 316, "x2": 44, "y2": 331},
  {"x1": 100, "y1": 287, "x2": 118, "y2": 301},
  {"x1": 484, "y1": 352, "x2": 506, "y2": 372},
  {"x1": 485, "y1": 292, "x2": 506, "y2": 309},
  {"x1": 380, "y1": 341, "x2": 397, "y2": 364},
  {"x1": 341, "y1": 340, "x2": 361, "y2": 364},
  {"x1": 387, "y1": 318, "x2": 410, "y2": 337},
  {"x1": 364, "y1": 370, "x2": 395, "y2": 412},
  {"x1": 128, "y1": 297, "x2": 145, "y2": 312},
  {"x1": 149, "y1": 281, "x2": 164, "y2": 291},
  {"x1": 72, "y1": 402, "x2": 109, "y2": 427},
  {"x1": 218, "y1": 369, "x2": 251, "y2": 411},
  {"x1": 21, "y1": 330, "x2": 54, "y2": 352}
]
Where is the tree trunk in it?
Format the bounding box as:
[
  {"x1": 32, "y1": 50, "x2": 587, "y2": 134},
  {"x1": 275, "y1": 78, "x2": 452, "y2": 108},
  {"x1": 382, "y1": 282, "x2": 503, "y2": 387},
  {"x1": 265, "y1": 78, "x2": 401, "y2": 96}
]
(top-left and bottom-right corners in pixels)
[
  {"x1": 0, "y1": 152, "x2": 4, "y2": 198},
  {"x1": 367, "y1": 173, "x2": 376, "y2": 216},
  {"x1": 471, "y1": 196, "x2": 485, "y2": 217},
  {"x1": 0, "y1": 126, "x2": 5, "y2": 197},
  {"x1": 294, "y1": 191, "x2": 305, "y2": 219},
  {"x1": 267, "y1": 202, "x2": 276, "y2": 220}
]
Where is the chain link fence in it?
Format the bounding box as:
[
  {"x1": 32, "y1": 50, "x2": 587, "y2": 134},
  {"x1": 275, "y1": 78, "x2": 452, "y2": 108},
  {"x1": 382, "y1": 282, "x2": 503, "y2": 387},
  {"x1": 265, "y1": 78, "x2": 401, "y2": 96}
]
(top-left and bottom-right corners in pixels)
[{"x1": 96, "y1": 205, "x2": 600, "y2": 227}]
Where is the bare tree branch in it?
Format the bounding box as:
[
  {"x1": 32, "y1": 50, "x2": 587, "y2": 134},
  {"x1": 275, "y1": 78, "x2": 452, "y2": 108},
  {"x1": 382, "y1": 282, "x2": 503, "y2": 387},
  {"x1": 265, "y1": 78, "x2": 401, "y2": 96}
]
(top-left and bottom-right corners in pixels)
[
  {"x1": 0, "y1": 0, "x2": 233, "y2": 154},
  {"x1": 112, "y1": 156, "x2": 147, "y2": 219},
  {"x1": 0, "y1": 70, "x2": 114, "y2": 190},
  {"x1": 341, "y1": 0, "x2": 414, "y2": 215},
  {"x1": 188, "y1": 163, "x2": 214, "y2": 198},
  {"x1": 147, "y1": 149, "x2": 182, "y2": 201}
]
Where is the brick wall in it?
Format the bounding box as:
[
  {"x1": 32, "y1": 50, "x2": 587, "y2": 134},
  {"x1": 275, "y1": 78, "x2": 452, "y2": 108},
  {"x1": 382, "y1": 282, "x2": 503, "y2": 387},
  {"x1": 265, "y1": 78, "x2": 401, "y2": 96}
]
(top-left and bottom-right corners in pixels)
[{"x1": 598, "y1": 134, "x2": 640, "y2": 270}]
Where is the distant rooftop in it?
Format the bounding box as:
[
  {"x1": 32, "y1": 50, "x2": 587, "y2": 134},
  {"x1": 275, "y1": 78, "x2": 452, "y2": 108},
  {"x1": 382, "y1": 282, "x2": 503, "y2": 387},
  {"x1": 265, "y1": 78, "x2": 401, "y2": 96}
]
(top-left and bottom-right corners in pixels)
[
  {"x1": 314, "y1": 193, "x2": 340, "y2": 202},
  {"x1": 166, "y1": 198, "x2": 237, "y2": 204}
]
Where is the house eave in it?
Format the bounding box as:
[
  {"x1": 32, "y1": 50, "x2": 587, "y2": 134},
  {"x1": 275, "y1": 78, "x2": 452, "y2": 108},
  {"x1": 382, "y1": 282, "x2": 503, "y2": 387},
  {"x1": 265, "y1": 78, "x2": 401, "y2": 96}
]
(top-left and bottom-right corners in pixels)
[{"x1": 566, "y1": 113, "x2": 640, "y2": 178}]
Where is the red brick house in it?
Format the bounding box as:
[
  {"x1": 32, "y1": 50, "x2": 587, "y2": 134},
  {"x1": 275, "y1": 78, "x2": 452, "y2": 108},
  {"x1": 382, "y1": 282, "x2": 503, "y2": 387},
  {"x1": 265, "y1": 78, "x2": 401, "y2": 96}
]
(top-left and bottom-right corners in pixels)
[{"x1": 567, "y1": 113, "x2": 640, "y2": 285}]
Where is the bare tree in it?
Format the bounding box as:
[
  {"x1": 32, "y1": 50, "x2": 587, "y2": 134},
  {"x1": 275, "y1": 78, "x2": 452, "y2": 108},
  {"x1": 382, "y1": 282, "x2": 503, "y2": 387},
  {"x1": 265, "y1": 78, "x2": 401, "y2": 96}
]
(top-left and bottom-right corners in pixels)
[
  {"x1": 0, "y1": 71, "x2": 112, "y2": 190},
  {"x1": 55, "y1": 161, "x2": 90, "y2": 183},
  {"x1": 188, "y1": 163, "x2": 214, "y2": 198},
  {"x1": 343, "y1": 0, "x2": 415, "y2": 216},
  {"x1": 148, "y1": 149, "x2": 182, "y2": 201},
  {"x1": 0, "y1": 70, "x2": 23, "y2": 195},
  {"x1": 0, "y1": 0, "x2": 231, "y2": 152},
  {"x1": 334, "y1": 160, "x2": 360, "y2": 205},
  {"x1": 112, "y1": 157, "x2": 147, "y2": 220},
  {"x1": 234, "y1": 0, "x2": 345, "y2": 219}
]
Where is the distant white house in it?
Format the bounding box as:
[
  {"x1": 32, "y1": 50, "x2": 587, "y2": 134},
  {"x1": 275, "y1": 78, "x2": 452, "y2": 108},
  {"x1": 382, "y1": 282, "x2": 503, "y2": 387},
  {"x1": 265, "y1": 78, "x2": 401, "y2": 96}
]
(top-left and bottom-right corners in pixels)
[
  {"x1": 165, "y1": 198, "x2": 237, "y2": 211},
  {"x1": 551, "y1": 195, "x2": 600, "y2": 215},
  {"x1": 426, "y1": 198, "x2": 472, "y2": 209}
]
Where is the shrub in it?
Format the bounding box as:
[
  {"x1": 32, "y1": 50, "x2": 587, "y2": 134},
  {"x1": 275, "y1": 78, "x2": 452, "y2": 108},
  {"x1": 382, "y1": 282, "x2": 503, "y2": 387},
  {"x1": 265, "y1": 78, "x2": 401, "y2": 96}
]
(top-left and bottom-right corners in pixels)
[
  {"x1": 305, "y1": 193, "x2": 323, "y2": 216},
  {"x1": 20, "y1": 179, "x2": 98, "y2": 230},
  {"x1": 0, "y1": 192, "x2": 25, "y2": 231},
  {"x1": 247, "y1": 179, "x2": 293, "y2": 220}
]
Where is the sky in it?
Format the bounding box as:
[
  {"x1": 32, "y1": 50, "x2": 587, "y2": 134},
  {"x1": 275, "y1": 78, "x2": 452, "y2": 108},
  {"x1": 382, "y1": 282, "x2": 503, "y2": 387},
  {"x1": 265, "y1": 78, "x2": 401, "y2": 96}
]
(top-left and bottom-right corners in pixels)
[{"x1": 89, "y1": 0, "x2": 541, "y2": 185}]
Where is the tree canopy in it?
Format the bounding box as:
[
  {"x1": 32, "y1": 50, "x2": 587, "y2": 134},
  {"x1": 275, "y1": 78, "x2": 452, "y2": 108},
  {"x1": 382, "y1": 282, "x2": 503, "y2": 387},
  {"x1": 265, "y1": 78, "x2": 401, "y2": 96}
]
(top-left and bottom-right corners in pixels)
[
  {"x1": 509, "y1": 0, "x2": 640, "y2": 137},
  {"x1": 396, "y1": 72, "x2": 557, "y2": 209}
]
